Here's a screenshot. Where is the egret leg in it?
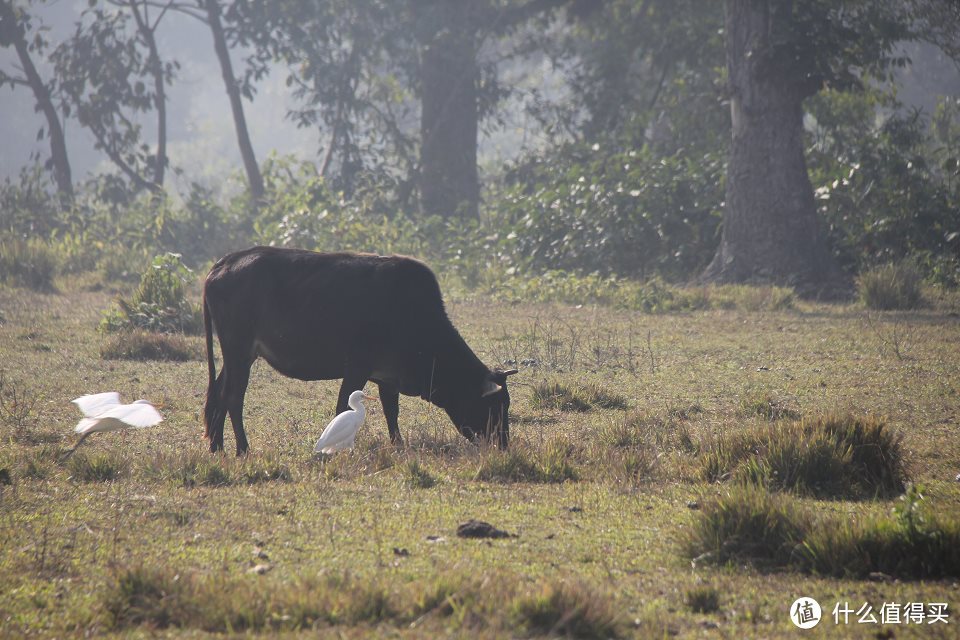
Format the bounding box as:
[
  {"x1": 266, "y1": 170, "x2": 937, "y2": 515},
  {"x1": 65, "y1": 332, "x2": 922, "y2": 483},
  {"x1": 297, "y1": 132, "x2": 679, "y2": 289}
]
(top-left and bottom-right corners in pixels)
[
  {"x1": 378, "y1": 385, "x2": 402, "y2": 446},
  {"x1": 59, "y1": 432, "x2": 92, "y2": 462}
]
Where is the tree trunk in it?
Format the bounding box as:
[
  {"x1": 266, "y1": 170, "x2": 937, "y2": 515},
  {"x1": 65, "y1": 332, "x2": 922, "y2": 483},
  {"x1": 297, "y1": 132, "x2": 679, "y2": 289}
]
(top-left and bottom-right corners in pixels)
[
  {"x1": 0, "y1": 1, "x2": 73, "y2": 205},
  {"x1": 418, "y1": 2, "x2": 479, "y2": 219},
  {"x1": 129, "y1": 1, "x2": 166, "y2": 187},
  {"x1": 703, "y1": 0, "x2": 841, "y2": 293},
  {"x1": 205, "y1": 0, "x2": 265, "y2": 202}
]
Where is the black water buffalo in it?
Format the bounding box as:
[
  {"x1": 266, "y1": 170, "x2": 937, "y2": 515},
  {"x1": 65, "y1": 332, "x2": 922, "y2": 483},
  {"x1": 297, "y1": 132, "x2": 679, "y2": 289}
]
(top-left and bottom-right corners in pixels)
[{"x1": 202, "y1": 246, "x2": 516, "y2": 454}]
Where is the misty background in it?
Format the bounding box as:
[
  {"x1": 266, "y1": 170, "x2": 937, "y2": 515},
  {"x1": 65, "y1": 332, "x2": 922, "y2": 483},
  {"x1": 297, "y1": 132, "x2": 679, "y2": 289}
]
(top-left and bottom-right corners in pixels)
[{"x1": 1, "y1": 0, "x2": 959, "y2": 297}]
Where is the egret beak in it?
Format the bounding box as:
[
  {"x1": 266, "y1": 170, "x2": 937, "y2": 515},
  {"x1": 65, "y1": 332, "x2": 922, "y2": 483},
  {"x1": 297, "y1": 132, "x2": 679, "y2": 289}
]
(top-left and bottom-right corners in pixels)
[{"x1": 363, "y1": 394, "x2": 377, "y2": 401}]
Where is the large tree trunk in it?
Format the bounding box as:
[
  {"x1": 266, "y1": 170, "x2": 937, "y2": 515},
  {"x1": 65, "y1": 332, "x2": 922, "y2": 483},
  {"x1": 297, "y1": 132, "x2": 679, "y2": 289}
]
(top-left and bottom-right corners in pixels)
[
  {"x1": 418, "y1": 1, "x2": 479, "y2": 219},
  {"x1": 205, "y1": 0, "x2": 264, "y2": 201},
  {"x1": 703, "y1": 0, "x2": 841, "y2": 293},
  {"x1": 0, "y1": 1, "x2": 73, "y2": 205}
]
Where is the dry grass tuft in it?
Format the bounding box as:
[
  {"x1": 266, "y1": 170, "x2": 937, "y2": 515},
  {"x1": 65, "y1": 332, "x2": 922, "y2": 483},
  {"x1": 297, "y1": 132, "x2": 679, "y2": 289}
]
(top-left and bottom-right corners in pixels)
[
  {"x1": 701, "y1": 414, "x2": 907, "y2": 498},
  {"x1": 67, "y1": 451, "x2": 129, "y2": 483},
  {"x1": 531, "y1": 381, "x2": 628, "y2": 412},
  {"x1": 100, "y1": 330, "x2": 200, "y2": 361},
  {"x1": 510, "y1": 580, "x2": 623, "y2": 638},
  {"x1": 474, "y1": 440, "x2": 579, "y2": 484},
  {"x1": 858, "y1": 262, "x2": 924, "y2": 310}
]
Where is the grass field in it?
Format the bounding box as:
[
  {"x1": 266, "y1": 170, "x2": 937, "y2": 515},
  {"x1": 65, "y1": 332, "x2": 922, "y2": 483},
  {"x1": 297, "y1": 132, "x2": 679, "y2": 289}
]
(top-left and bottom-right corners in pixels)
[{"x1": 1, "y1": 277, "x2": 959, "y2": 638}]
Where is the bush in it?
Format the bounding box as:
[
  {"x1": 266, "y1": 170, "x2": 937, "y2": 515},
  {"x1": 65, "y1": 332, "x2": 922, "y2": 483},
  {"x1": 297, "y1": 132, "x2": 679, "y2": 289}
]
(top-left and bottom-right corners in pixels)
[
  {"x1": 495, "y1": 143, "x2": 723, "y2": 280},
  {"x1": 808, "y1": 91, "x2": 960, "y2": 277},
  {"x1": 857, "y1": 262, "x2": 924, "y2": 310},
  {"x1": 100, "y1": 253, "x2": 202, "y2": 334},
  {"x1": 0, "y1": 236, "x2": 58, "y2": 291}
]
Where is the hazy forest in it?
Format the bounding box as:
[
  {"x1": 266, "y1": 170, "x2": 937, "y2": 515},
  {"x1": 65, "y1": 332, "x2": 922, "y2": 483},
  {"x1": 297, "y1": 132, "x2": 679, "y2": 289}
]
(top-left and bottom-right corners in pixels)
[{"x1": 2, "y1": 1, "x2": 960, "y2": 638}]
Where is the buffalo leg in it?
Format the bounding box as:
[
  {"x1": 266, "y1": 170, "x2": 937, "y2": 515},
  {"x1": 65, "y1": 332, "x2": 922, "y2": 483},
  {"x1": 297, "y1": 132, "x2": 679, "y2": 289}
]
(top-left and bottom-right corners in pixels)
[
  {"x1": 378, "y1": 385, "x2": 402, "y2": 445},
  {"x1": 335, "y1": 368, "x2": 370, "y2": 414},
  {"x1": 225, "y1": 361, "x2": 252, "y2": 455},
  {"x1": 207, "y1": 370, "x2": 228, "y2": 453}
]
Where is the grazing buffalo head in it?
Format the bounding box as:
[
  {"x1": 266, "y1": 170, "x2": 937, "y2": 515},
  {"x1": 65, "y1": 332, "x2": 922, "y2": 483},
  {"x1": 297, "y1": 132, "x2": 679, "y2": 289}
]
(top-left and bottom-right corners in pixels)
[{"x1": 445, "y1": 368, "x2": 518, "y2": 448}]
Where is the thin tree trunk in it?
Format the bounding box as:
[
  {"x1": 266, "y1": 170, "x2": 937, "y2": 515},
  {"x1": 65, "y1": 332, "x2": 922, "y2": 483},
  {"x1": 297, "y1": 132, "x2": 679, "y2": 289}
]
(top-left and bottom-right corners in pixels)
[
  {"x1": 129, "y1": 1, "x2": 166, "y2": 187},
  {"x1": 418, "y1": 2, "x2": 479, "y2": 219},
  {"x1": 0, "y1": 1, "x2": 73, "y2": 205},
  {"x1": 205, "y1": 0, "x2": 264, "y2": 201},
  {"x1": 703, "y1": 0, "x2": 842, "y2": 294}
]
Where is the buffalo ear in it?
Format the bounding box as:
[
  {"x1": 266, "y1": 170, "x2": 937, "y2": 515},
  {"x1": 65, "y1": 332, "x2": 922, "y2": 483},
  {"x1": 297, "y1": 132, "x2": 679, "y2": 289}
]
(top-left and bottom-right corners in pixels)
[
  {"x1": 501, "y1": 368, "x2": 519, "y2": 376},
  {"x1": 481, "y1": 378, "x2": 502, "y2": 398}
]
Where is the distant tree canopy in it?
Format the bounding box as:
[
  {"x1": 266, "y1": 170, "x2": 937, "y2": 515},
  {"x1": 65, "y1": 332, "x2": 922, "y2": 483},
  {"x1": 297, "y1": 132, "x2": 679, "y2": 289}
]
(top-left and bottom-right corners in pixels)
[{"x1": 0, "y1": 0, "x2": 958, "y2": 289}]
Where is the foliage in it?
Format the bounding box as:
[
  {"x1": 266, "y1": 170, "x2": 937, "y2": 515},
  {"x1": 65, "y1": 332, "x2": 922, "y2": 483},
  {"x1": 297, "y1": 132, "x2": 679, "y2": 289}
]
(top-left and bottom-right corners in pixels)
[
  {"x1": 0, "y1": 235, "x2": 58, "y2": 291},
  {"x1": 808, "y1": 90, "x2": 960, "y2": 280},
  {"x1": 50, "y1": 0, "x2": 178, "y2": 192},
  {"x1": 495, "y1": 141, "x2": 724, "y2": 280},
  {"x1": 857, "y1": 262, "x2": 924, "y2": 310},
  {"x1": 100, "y1": 253, "x2": 202, "y2": 334}
]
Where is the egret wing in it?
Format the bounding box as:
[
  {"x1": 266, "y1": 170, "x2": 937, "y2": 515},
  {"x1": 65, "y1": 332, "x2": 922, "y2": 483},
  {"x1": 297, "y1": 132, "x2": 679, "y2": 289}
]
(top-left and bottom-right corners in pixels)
[
  {"x1": 75, "y1": 417, "x2": 100, "y2": 434},
  {"x1": 314, "y1": 411, "x2": 361, "y2": 453},
  {"x1": 73, "y1": 392, "x2": 121, "y2": 417},
  {"x1": 98, "y1": 402, "x2": 163, "y2": 428}
]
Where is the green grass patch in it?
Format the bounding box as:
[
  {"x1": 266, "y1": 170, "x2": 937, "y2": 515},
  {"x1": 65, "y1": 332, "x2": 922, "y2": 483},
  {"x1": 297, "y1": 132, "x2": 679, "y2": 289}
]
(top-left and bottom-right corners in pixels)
[
  {"x1": 101, "y1": 565, "x2": 622, "y2": 635},
  {"x1": 67, "y1": 451, "x2": 130, "y2": 483},
  {"x1": 737, "y1": 390, "x2": 800, "y2": 421},
  {"x1": 402, "y1": 459, "x2": 438, "y2": 489},
  {"x1": 474, "y1": 441, "x2": 579, "y2": 483}
]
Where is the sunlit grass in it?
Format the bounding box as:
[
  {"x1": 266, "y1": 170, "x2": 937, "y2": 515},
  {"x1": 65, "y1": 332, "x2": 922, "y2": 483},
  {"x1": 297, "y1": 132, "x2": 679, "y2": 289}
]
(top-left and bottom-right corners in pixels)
[{"x1": 1, "y1": 283, "x2": 958, "y2": 638}]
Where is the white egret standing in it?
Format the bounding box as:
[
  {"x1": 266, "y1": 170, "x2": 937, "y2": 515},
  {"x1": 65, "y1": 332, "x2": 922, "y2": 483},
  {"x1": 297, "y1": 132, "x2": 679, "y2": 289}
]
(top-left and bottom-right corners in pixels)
[
  {"x1": 62, "y1": 392, "x2": 163, "y2": 459},
  {"x1": 314, "y1": 390, "x2": 375, "y2": 454}
]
